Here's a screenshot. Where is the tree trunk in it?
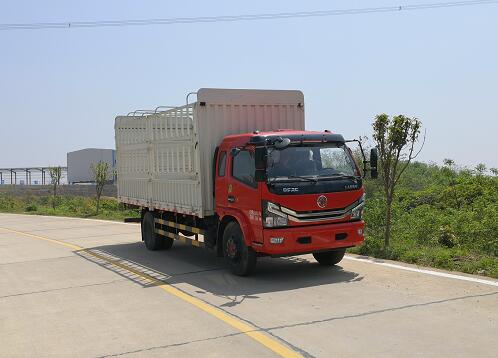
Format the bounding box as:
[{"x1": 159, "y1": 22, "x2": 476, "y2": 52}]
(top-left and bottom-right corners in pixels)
[
  {"x1": 384, "y1": 194, "x2": 393, "y2": 254},
  {"x1": 52, "y1": 183, "x2": 57, "y2": 209},
  {"x1": 96, "y1": 196, "x2": 100, "y2": 215}
]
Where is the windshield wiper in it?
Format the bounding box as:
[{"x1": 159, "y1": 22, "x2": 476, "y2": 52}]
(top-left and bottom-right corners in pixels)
[
  {"x1": 318, "y1": 174, "x2": 358, "y2": 181},
  {"x1": 267, "y1": 175, "x2": 318, "y2": 183},
  {"x1": 288, "y1": 175, "x2": 318, "y2": 183}
]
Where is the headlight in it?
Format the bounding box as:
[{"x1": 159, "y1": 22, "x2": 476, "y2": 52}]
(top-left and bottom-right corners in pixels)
[
  {"x1": 351, "y1": 193, "x2": 366, "y2": 220},
  {"x1": 262, "y1": 201, "x2": 289, "y2": 228}
]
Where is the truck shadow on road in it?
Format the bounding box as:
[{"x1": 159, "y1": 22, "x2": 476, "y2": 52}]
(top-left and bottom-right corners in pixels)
[{"x1": 79, "y1": 241, "x2": 362, "y2": 299}]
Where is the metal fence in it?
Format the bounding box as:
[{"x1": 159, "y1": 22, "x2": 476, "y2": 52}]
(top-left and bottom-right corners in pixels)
[{"x1": 0, "y1": 167, "x2": 68, "y2": 185}]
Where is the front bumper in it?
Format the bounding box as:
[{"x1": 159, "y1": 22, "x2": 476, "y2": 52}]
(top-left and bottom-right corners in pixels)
[{"x1": 257, "y1": 220, "x2": 364, "y2": 255}]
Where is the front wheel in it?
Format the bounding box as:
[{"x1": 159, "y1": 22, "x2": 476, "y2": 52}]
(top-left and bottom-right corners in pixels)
[
  {"x1": 222, "y1": 222, "x2": 257, "y2": 276},
  {"x1": 313, "y1": 249, "x2": 346, "y2": 266}
]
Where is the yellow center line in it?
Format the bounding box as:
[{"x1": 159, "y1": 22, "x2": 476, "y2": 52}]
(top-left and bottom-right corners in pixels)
[{"x1": 0, "y1": 226, "x2": 301, "y2": 358}]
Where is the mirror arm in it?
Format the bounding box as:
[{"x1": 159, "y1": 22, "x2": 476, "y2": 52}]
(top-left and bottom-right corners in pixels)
[{"x1": 345, "y1": 138, "x2": 368, "y2": 178}]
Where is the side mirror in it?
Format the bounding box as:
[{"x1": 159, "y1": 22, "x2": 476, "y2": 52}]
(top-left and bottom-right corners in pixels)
[{"x1": 370, "y1": 148, "x2": 379, "y2": 179}]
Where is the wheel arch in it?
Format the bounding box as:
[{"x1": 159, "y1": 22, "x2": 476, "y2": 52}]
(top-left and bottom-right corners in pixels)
[
  {"x1": 216, "y1": 215, "x2": 237, "y2": 257},
  {"x1": 217, "y1": 211, "x2": 255, "y2": 252}
]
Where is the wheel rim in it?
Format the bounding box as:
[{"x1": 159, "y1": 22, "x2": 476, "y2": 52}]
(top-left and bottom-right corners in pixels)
[{"x1": 226, "y1": 236, "x2": 238, "y2": 260}]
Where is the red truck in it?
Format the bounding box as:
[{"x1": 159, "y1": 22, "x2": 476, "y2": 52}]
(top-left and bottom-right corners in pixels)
[{"x1": 115, "y1": 89, "x2": 377, "y2": 275}]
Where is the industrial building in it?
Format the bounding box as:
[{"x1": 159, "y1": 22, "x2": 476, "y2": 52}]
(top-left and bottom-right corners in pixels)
[
  {"x1": 67, "y1": 148, "x2": 116, "y2": 184},
  {"x1": 0, "y1": 148, "x2": 115, "y2": 185},
  {"x1": 0, "y1": 167, "x2": 67, "y2": 185}
]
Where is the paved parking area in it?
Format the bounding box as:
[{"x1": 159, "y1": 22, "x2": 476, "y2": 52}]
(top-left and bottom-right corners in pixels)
[{"x1": 1, "y1": 213, "x2": 497, "y2": 357}]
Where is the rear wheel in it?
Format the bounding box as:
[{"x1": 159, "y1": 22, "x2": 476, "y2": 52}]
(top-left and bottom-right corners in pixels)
[
  {"x1": 313, "y1": 249, "x2": 346, "y2": 266},
  {"x1": 222, "y1": 221, "x2": 257, "y2": 276},
  {"x1": 142, "y1": 212, "x2": 173, "y2": 250}
]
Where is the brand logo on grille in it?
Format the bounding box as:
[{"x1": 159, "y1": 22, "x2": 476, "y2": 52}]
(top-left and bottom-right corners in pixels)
[
  {"x1": 317, "y1": 195, "x2": 327, "y2": 208},
  {"x1": 283, "y1": 187, "x2": 299, "y2": 193}
]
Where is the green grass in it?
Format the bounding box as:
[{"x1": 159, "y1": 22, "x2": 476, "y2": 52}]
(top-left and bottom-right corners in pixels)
[
  {"x1": 0, "y1": 194, "x2": 140, "y2": 222},
  {"x1": 349, "y1": 161, "x2": 498, "y2": 279}
]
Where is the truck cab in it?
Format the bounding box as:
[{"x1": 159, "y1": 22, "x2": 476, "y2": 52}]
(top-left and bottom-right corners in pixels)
[{"x1": 214, "y1": 130, "x2": 374, "y2": 275}]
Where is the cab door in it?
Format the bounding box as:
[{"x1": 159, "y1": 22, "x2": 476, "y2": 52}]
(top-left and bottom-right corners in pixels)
[
  {"x1": 226, "y1": 148, "x2": 263, "y2": 239},
  {"x1": 214, "y1": 147, "x2": 229, "y2": 210}
]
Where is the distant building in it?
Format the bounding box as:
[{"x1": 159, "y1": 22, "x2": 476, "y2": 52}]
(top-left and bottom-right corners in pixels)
[{"x1": 67, "y1": 148, "x2": 116, "y2": 184}]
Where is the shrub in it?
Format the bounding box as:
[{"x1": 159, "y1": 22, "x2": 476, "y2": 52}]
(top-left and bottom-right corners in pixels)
[
  {"x1": 25, "y1": 204, "x2": 38, "y2": 212},
  {"x1": 351, "y1": 161, "x2": 498, "y2": 278}
]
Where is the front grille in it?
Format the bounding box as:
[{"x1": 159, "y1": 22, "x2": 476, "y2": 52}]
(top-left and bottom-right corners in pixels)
[{"x1": 281, "y1": 199, "x2": 363, "y2": 223}]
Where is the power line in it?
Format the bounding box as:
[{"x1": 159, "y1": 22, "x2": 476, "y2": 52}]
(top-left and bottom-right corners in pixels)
[{"x1": 1, "y1": 0, "x2": 497, "y2": 31}]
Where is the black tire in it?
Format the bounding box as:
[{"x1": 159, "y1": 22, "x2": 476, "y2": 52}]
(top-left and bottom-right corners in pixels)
[
  {"x1": 313, "y1": 249, "x2": 346, "y2": 266},
  {"x1": 142, "y1": 212, "x2": 173, "y2": 251},
  {"x1": 222, "y1": 221, "x2": 257, "y2": 276}
]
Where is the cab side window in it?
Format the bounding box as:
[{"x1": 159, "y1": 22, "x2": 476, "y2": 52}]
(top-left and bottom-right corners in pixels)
[
  {"x1": 232, "y1": 150, "x2": 256, "y2": 188},
  {"x1": 218, "y1": 151, "x2": 227, "y2": 177}
]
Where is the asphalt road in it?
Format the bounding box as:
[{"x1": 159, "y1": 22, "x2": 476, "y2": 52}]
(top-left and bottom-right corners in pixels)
[{"x1": 1, "y1": 213, "x2": 497, "y2": 358}]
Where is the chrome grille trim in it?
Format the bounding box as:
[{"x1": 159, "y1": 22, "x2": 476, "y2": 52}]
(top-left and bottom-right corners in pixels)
[
  {"x1": 287, "y1": 213, "x2": 349, "y2": 223},
  {"x1": 285, "y1": 202, "x2": 364, "y2": 223},
  {"x1": 281, "y1": 200, "x2": 360, "y2": 219}
]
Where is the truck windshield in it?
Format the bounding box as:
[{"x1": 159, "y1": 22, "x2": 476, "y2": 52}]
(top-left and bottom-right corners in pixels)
[{"x1": 267, "y1": 145, "x2": 358, "y2": 180}]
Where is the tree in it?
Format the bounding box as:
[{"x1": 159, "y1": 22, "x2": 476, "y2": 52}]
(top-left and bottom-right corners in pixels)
[
  {"x1": 443, "y1": 158, "x2": 455, "y2": 167},
  {"x1": 48, "y1": 166, "x2": 62, "y2": 209},
  {"x1": 474, "y1": 163, "x2": 487, "y2": 176},
  {"x1": 91, "y1": 161, "x2": 110, "y2": 214},
  {"x1": 372, "y1": 114, "x2": 423, "y2": 252}
]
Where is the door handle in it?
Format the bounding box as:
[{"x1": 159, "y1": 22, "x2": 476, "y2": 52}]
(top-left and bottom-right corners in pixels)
[{"x1": 228, "y1": 195, "x2": 236, "y2": 203}]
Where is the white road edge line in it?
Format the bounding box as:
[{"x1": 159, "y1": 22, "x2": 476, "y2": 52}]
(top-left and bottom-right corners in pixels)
[{"x1": 344, "y1": 255, "x2": 498, "y2": 287}]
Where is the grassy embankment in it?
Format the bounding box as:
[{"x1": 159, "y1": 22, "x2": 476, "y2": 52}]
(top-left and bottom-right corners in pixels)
[
  {"x1": 0, "y1": 195, "x2": 140, "y2": 222},
  {"x1": 350, "y1": 162, "x2": 498, "y2": 278}
]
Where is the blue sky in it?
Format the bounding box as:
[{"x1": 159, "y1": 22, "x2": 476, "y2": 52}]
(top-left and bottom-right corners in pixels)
[{"x1": 1, "y1": 0, "x2": 497, "y2": 169}]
